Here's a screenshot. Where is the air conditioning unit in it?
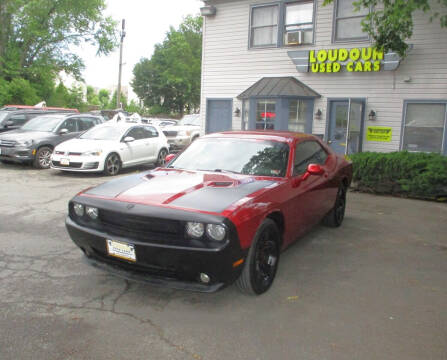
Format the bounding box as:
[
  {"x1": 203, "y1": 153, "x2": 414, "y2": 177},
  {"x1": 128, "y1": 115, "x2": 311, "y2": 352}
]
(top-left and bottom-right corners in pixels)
[{"x1": 285, "y1": 31, "x2": 303, "y2": 45}]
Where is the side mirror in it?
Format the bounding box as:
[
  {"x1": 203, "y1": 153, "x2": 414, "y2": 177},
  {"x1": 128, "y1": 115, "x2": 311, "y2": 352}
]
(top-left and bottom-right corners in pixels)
[
  {"x1": 123, "y1": 136, "x2": 135, "y2": 143},
  {"x1": 59, "y1": 128, "x2": 69, "y2": 135},
  {"x1": 306, "y1": 163, "x2": 324, "y2": 176},
  {"x1": 165, "y1": 153, "x2": 176, "y2": 163}
]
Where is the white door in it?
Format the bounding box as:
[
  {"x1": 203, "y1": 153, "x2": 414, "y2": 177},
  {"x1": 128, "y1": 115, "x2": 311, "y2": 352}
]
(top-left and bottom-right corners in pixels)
[
  {"x1": 122, "y1": 126, "x2": 147, "y2": 165},
  {"x1": 141, "y1": 125, "x2": 159, "y2": 162}
]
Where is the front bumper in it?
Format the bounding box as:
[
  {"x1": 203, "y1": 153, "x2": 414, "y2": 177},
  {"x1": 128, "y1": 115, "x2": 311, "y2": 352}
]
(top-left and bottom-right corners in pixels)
[
  {"x1": 167, "y1": 136, "x2": 190, "y2": 151},
  {"x1": 51, "y1": 154, "x2": 102, "y2": 172},
  {"x1": 0, "y1": 146, "x2": 34, "y2": 163},
  {"x1": 66, "y1": 202, "x2": 246, "y2": 292}
]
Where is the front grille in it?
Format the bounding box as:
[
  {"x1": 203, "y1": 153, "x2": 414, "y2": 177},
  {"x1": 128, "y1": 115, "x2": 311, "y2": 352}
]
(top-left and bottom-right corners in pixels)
[
  {"x1": 98, "y1": 209, "x2": 183, "y2": 243},
  {"x1": 163, "y1": 131, "x2": 177, "y2": 137},
  {"x1": 55, "y1": 151, "x2": 65, "y2": 155},
  {"x1": 69, "y1": 152, "x2": 82, "y2": 156},
  {"x1": 0, "y1": 140, "x2": 16, "y2": 147},
  {"x1": 52, "y1": 160, "x2": 82, "y2": 168}
]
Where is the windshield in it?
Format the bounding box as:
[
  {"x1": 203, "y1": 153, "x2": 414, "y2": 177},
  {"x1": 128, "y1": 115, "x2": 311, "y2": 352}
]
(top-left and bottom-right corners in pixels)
[
  {"x1": 169, "y1": 138, "x2": 289, "y2": 177},
  {"x1": 0, "y1": 111, "x2": 9, "y2": 124},
  {"x1": 178, "y1": 115, "x2": 200, "y2": 126},
  {"x1": 21, "y1": 116, "x2": 63, "y2": 132},
  {"x1": 80, "y1": 125, "x2": 123, "y2": 140}
]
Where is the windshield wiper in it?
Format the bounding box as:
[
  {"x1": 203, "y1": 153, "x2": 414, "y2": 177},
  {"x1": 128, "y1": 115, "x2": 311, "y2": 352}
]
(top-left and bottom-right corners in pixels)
[{"x1": 213, "y1": 169, "x2": 240, "y2": 174}]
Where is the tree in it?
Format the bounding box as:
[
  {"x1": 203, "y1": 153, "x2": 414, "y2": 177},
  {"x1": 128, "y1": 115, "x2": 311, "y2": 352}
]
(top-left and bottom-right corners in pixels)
[
  {"x1": 86, "y1": 85, "x2": 100, "y2": 106},
  {"x1": 0, "y1": 0, "x2": 117, "y2": 82},
  {"x1": 323, "y1": 0, "x2": 447, "y2": 57},
  {"x1": 98, "y1": 89, "x2": 111, "y2": 109},
  {"x1": 131, "y1": 15, "x2": 202, "y2": 115}
]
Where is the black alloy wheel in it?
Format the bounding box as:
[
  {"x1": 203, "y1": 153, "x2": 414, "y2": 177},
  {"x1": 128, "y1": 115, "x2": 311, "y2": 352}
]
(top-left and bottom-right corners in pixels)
[
  {"x1": 103, "y1": 153, "x2": 121, "y2": 176},
  {"x1": 236, "y1": 219, "x2": 280, "y2": 295},
  {"x1": 33, "y1": 146, "x2": 52, "y2": 169},
  {"x1": 323, "y1": 184, "x2": 347, "y2": 227},
  {"x1": 156, "y1": 148, "x2": 168, "y2": 167}
]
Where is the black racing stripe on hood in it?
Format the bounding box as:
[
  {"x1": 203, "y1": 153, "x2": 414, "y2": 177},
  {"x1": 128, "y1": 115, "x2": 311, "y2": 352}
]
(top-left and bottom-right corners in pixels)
[
  {"x1": 170, "y1": 180, "x2": 275, "y2": 213},
  {"x1": 84, "y1": 173, "x2": 146, "y2": 198}
]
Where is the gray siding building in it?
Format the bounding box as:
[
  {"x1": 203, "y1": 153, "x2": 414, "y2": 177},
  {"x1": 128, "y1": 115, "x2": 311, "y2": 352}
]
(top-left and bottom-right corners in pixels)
[{"x1": 199, "y1": 0, "x2": 447, "y2": 155}]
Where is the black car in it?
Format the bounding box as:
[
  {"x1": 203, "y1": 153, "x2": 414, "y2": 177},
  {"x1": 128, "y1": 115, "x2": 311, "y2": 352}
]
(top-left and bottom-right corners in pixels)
[
  {"x1": 0, "y1": 113, "x2": 104, "y2": 168},
  {"x1": 0, "y1": 108, "x2": 77, "y2": 133}
]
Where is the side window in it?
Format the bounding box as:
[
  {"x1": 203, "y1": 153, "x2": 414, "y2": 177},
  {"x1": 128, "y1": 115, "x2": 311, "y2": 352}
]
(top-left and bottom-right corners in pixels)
[
  {"x1": 250, "y1": 5, "x2": 279, "y2": 47},
  {"x1": 60, "y1": 118, "x2": 78, "y2": 133},
  {"x1": 144, "y1": 126, "x2": 159, "y2": 138},
  {"x1": 79, "y1": 118, "x2": 95, "y2": 131},
  {"x1": 293, "y1": 141, "x2": 328, "y2": 176},
  {"x1": 284, "y1": 1, "x2": 314, "y2": 45},
  {"x1": 126, "y1": 127, "x2": 145, "y2": 140},
  {"x1": 8, "y1": 114, "x2": 27, "y2": 126},
  {"x1": 333, "y1": 0, "x2": 369, "y2": 42}
]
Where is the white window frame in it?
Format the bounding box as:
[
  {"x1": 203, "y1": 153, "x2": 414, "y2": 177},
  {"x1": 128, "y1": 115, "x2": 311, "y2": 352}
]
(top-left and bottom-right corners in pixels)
[
  {"x1": 332, "y1": 0, "x2": 370, "y2": 43},
  {"x1": 400, "y1": 100, "x2": 447, "y2": 155}
]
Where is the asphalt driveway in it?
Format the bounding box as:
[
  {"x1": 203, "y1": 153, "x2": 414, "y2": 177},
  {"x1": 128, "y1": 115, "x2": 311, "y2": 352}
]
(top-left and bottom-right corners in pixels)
[{"x1": 0, "y1": 162, "x2": 446, "y2": 360}]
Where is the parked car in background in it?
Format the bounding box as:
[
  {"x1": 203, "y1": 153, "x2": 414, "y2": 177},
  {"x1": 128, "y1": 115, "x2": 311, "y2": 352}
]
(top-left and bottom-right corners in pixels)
[
  {"x1": 162, "y1": 114, "x2": 201, "y2": 152},
  {"x1": 65, "y1": 131, "x2": 352, "y2": 294},
  {"x1": 51, "y1": 122, "x2": 169, "y2": 176},
  {"x1": 0, "y1": 113, "x2": 103, "y2": 168},
  {"x1": 0, "y1": 107, "x2": 78, "y2": 133},
  {"x1": 144, "y1": 118, "x2": 178, "y2": 128}
]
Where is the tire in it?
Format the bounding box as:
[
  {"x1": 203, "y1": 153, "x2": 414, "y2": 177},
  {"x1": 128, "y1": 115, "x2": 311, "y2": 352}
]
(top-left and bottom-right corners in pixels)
[
  {"x1": 156, "y1": 148, "x2": 168, "y2": 167},
  {"x1": 33, "y1": 146, "x2": 53, "y2": 169},
  {"x1": 191, "y1": 135, "x2": 199, "y2": 142},
  {"x1": 1, "y1": 160, "x2": 13, "y2": 164},
  {"x1": 322, "y1": 184, "x2": 347, "y2": 227},
  {"x1": 236, "y1": 219, "x2": 280, "y2": 295},
  {"x1": 103, "y1": 153, "x2": 121, "y2": 176}
]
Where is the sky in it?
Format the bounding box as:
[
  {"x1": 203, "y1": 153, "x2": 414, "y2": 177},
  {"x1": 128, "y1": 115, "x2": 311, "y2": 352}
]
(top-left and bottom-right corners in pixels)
[{"x1": 78, "y1": 0, "x2": 202, "y2": 98}]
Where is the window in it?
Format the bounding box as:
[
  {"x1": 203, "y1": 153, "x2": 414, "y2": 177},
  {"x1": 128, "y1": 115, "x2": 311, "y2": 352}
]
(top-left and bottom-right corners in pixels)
[
  {"x1": 250, "y1": 5, "x2": 279, "y2": 47},
  {"x1": 79, "y1": 118, "x2": 96, "y2": 131},
  {"x1": 402, "y1": 102, "x2": 447, "y2": 154},
  {"x1": 289, "y1": 100, "x2": 308, "y2": 132},
  {"x1": 256, "y1": 100, "x2": 276, "y2": 130},
  {"x1": 8, "y1": 114, "x2": 27, "y2": 127},
  {"x1": 59, "y1": 118, "x2": 78, "y2": 133},
  {"x1": 293, "y1": 141, "x2": 328, "y2": 175},
  {"x1": 143, "y1": 126, "x2": 159, "y2": 138},
  {"x1": 333, "y1": 0, "x2": 369, "y2": 42},
  {"x1": 127, "y1": 127, "x2": 145, "y2": 140},
  {"x1": 285, "y1": 1, "x2": 314, "y2": 44}
]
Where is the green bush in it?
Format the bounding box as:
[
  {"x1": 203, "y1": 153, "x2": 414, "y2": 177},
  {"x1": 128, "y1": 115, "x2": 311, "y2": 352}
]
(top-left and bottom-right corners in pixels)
[{"x1": 350, "y1": 151, "x2": 447, "y2": 200}]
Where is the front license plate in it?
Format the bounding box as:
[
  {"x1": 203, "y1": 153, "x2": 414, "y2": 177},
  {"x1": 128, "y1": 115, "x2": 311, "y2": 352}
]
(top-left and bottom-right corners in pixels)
[
  {"x1": 106, "y1": 239, "x2": 136, "y2": 262},
  {"x1": 60, "y1": 158, "x2": 70, "y2": 166}
]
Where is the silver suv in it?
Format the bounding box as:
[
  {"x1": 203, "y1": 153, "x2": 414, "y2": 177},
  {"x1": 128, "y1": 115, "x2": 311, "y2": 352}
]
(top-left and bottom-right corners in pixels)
[{"x1": 163, "y1": 114, "x2": 201, "y2": 152}]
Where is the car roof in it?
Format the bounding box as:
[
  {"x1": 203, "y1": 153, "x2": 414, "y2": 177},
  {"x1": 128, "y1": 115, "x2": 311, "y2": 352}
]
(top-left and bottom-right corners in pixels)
[{"x1": 204, "y1": 130, "x2": 316, "y2": 143}]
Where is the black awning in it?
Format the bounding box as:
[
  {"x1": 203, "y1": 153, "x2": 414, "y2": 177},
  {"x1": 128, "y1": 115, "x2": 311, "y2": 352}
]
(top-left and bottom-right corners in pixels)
[{"x1": 237, "y1": 77, "x2": 320, "y2": 99}]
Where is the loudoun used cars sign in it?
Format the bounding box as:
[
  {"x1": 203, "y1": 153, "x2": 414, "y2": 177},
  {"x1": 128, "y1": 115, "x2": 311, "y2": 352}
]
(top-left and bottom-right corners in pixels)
[{"x1": 288, "y1": 47, "x2": 401, "y2": 73}]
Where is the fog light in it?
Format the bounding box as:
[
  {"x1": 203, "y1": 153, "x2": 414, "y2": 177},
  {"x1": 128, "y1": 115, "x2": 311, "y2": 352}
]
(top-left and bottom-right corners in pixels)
[
  {"x1": 200, "y1": 273, "x2": 210, "y2": 284},
  {"x1": 86, "y1": 206, "x2": 99, "y2": 220},
  {"x1": 73, "y1": 203, "x2": 84, "y2": 217}
]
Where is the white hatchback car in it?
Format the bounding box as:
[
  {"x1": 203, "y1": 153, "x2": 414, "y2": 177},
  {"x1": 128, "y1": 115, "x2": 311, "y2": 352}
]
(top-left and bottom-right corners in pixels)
[{"x1": 51, "y1": 123, "x2": 169, "y2": 175}]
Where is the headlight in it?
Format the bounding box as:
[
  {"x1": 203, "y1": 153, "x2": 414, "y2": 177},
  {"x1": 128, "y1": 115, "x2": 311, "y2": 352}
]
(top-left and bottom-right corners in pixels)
[
  {"x1": 86, "y1": 206, "x2": 99, "y2": 220},
  {"x1": 186, "y1": 222, "x2": 205, "y2": 238},
  {"x1": 17, "y1": 140, "x2": 33, "y2": 147},
  {"x1": 206, "y1": 224, "x2": 226, "y2": 241},
  {"x1": 73, "y1": 203, "x2": 84, "y2": 217},
  {"x1": 178, "y1": 130, "x2": 192, "y2": 137},
  {"x1": 82, "y1": 149, "x2": 102, "y2": 156}
]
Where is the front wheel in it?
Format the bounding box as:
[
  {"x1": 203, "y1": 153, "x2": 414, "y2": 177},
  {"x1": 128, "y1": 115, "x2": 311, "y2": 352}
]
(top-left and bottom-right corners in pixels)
[
  {"x1": 33, "y1": 146, "x2": 52, "y2": 169},
  {"x1": 103, "y1": 153, "x2": 121, "y2": 176},
  {"x1": 156, "y1": 148, "x2": 168, "y2": 167},
  {"x1": 323, "y1": 184, "x2": 347, "y2": 227},
  {"x1": 236, "y1": 219, "x2": 280, "y2": 295}
]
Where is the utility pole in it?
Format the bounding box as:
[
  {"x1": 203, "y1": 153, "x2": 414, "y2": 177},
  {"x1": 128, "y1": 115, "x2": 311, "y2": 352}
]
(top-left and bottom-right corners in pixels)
[{"x1": 117, "y1": 19, "x2": 126, "y2": 109}]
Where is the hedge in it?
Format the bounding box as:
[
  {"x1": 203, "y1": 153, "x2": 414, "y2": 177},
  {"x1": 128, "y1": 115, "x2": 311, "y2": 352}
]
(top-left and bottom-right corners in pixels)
[{"x1": 349, "y1": 151, "x2": 447, "y2": 201}]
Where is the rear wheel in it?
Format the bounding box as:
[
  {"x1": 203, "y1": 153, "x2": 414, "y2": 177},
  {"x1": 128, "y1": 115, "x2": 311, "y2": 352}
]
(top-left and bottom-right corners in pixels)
[
  {"x1": 323, "y1": 184, "x2": 347, "y2": 227},
  {"x1": 156, "y1": 148, "x2": 168, "y2": 167},
  {"x1": 33, "y1": 146, "x2": 52, "y2": 169},
  {"x1": 103, "y1": 153, "x2": 121, "y2": 176},
  {"x1": 236, "y1": 219, "x2": 280, "y2": 295}
]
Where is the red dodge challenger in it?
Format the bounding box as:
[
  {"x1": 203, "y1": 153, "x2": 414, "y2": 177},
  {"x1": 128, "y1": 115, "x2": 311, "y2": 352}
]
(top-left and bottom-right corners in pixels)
[{"x1": 66, "y1": 131, "x2": 352, "y2": 295}]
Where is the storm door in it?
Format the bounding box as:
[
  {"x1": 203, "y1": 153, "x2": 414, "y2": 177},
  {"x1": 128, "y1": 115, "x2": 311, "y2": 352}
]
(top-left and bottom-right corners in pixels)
[{"x1": 328, "y1": 99, "x2": 365, "y2": 155}]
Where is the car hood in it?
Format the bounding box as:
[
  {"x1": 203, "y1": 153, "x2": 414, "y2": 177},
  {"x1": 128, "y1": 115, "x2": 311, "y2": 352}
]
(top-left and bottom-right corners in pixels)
[
  {"x1": 56, "y1": 138, "x2": 115, "y2": 152},
  {"x1": 164, "y1": 125, "x2": 200, "y2": 132},
  {"x1": 82, "y1": 169, "x2": 278, "y2": 214},
  {"x1": 0, "y1": 129, "x2": 55, "y2": 142}
]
